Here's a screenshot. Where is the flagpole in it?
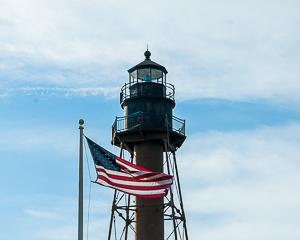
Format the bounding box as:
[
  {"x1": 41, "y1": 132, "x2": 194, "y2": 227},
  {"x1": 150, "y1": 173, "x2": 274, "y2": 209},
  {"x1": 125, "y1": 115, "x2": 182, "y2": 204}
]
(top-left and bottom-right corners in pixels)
[{"x1": 78, "y1": 119, "x2": 84, "y2": 240}]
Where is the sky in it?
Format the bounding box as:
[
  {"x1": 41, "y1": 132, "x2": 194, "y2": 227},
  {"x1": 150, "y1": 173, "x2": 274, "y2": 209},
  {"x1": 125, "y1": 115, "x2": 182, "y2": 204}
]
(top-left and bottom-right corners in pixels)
[{"x1": 0, "y1": 0, "x2": 300, "y2": 239}]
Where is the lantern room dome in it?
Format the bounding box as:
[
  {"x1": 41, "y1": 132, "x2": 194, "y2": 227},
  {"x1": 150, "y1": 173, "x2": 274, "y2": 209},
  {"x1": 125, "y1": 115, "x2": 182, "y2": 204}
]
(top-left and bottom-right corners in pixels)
[{"x1": 128, "y1": 50, "x2": 168, "y2": 82}]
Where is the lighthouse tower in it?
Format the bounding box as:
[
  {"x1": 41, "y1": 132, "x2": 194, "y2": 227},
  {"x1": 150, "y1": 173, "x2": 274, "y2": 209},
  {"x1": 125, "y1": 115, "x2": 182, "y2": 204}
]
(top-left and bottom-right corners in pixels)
[{"x1": 111, "y1": 50, "x2": 188, "y2": 240}]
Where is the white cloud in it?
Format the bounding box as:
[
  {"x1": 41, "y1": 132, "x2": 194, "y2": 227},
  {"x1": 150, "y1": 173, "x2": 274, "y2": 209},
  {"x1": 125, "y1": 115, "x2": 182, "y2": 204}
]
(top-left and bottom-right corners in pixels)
[
  {"x1": 178, "y1": 123, "x2": 300, "y2": 239},
  {"x1": 0, "y1": 126, "x2": 77, "y2": 157},
  {"x1": 20, "y1": 194, "x2": 113, "y2": 240},
  {"x1": 1, "y1": 86, "x2": 119, "y2": 98},
  {"x1": 24, "y1": 209, "x2": 64, "y2": 220},
  {"x1": 0, "y1": 0, "x2": 299, "y2": 102},
  {"x1": 36, "y1": 225, "x2": 76, "y2": 240}
]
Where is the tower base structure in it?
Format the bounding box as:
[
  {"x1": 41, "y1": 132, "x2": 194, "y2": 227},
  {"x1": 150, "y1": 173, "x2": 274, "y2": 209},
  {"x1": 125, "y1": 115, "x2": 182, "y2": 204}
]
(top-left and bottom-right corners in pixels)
[{"x1": 107, "y1": 140, "x2": 188, "y2": 240}]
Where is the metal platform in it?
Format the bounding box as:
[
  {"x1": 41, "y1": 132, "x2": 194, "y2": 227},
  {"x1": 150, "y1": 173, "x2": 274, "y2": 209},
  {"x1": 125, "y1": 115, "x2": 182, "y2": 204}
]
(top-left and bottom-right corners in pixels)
[{"x1": 112, "y1": 113, "x2": 186, "y2": 152}]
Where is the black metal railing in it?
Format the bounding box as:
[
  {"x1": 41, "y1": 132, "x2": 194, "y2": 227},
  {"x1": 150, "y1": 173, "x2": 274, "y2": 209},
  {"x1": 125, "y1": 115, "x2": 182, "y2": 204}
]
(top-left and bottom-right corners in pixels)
[
  {"x1": 112, "y1": 112, "x2": 185, "y2": 136},
  {"x1": 120, "y1": 79, "x2": 175, "y2": 104}
]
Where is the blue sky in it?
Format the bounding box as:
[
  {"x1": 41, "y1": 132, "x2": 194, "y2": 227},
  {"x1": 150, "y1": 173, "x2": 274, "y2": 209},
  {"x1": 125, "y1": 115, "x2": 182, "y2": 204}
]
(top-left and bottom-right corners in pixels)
[{"x1": 1, "y1": 0, "x2": 300, "y2": 239}]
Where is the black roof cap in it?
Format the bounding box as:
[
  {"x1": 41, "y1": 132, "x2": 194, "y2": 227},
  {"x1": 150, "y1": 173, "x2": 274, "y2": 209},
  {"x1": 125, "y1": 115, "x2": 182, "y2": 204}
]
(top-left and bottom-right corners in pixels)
[{"x1": 128, "y1": 50, "x2": 168, "y2": 74}]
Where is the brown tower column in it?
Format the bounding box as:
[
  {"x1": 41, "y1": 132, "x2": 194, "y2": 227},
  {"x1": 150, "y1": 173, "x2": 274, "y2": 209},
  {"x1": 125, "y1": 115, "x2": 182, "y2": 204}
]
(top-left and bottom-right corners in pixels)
[{"x1": 134, "y1": 141, "x2": 164, "y2": 240}]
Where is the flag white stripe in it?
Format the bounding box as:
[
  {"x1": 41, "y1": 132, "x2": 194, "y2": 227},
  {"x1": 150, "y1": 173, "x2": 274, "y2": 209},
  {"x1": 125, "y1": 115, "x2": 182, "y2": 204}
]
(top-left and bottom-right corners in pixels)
[
  {"x1": 96, "y1": 179, "x2": 167, "y2": 196},
  {"x1": 96, "y1": 165, "x2": 150, "y2": 178},
  {"x1": 140, "y1": 173, "x2": 168, "y2": 180}
]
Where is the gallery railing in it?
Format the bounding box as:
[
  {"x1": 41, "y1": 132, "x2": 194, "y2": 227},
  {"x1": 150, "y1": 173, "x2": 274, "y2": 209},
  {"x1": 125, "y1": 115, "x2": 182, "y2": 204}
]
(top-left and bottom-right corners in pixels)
[
  {"x1": 112, "y1": 112, "x2": 185, "y2": 136},
  {"x1": 120, "y1": 80, "x2": 175, "y2": 104}
]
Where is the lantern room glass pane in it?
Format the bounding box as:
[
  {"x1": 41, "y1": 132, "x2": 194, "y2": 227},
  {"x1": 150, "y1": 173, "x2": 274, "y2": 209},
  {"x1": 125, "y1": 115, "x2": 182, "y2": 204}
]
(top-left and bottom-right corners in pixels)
[
  {"x1": 131, "y1": 70, "x2": 137, "y2": 79},
  {"x1": 138, "y1": 68, "x2": 151, "y2": 81},
  {"x1": 130, "y1": 68, "x2": 164, "y2": 82},
  {"x1": 151, "y1": 69, "x2": 163, "y2": 79}
]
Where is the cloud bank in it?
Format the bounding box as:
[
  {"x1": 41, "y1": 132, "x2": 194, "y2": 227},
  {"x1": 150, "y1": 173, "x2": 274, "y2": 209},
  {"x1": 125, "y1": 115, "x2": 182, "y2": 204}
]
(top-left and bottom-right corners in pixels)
[
  {"x1": 180, "y1": 123, "x2": 300, "y2": 239},
  {"x1": 0, "y1": 0, "x2": 299, "y2": 102},
  {"x1": 9, "y1": 123, "x2": 300, "y2": 240}
]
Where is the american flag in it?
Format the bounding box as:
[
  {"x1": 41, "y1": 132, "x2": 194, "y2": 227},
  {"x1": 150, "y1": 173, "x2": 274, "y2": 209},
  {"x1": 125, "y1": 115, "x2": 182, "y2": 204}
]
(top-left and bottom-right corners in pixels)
[{"x1": 86, "y1": 137, "x2": 173, "y2": 198}]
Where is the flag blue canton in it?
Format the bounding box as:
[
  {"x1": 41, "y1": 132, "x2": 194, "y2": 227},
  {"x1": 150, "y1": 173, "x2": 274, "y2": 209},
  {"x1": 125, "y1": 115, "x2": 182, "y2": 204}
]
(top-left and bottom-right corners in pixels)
[{"x1": 86, "y1": 137, "x2": 120, "y2": 171}]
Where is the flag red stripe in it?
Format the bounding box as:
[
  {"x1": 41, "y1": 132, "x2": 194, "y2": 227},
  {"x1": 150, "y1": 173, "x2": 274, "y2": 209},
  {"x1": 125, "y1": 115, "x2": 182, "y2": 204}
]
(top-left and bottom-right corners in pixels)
[
  {"x1": 94, "y1": 180, "x2": 166, "y2": 198},
  {"x1": 116, "y1": 156, "x2": 151, "y2": 172},
  {"x1": 96, "y1": 167, "x2": 173, "y2": 182}
]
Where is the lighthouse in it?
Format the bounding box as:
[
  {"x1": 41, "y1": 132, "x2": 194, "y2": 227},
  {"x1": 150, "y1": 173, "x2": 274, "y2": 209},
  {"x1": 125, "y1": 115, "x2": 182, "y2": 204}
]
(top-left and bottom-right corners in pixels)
[{"x1": 111, "y1": 49, "x2": 187, "y2": 240}]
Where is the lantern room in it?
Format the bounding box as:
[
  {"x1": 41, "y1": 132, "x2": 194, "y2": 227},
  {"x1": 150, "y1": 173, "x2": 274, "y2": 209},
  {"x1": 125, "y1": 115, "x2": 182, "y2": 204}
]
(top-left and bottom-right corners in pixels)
[{"x1": 128, "y1": 49, "x2": 167, "y2": 84}]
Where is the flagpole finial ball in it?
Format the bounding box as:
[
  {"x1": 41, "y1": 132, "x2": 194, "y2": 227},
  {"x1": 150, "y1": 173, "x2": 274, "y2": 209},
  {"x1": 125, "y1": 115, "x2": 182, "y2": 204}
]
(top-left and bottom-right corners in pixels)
[{"x1": 79, "y1": 119, "x2": 84, "y2": 125}]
